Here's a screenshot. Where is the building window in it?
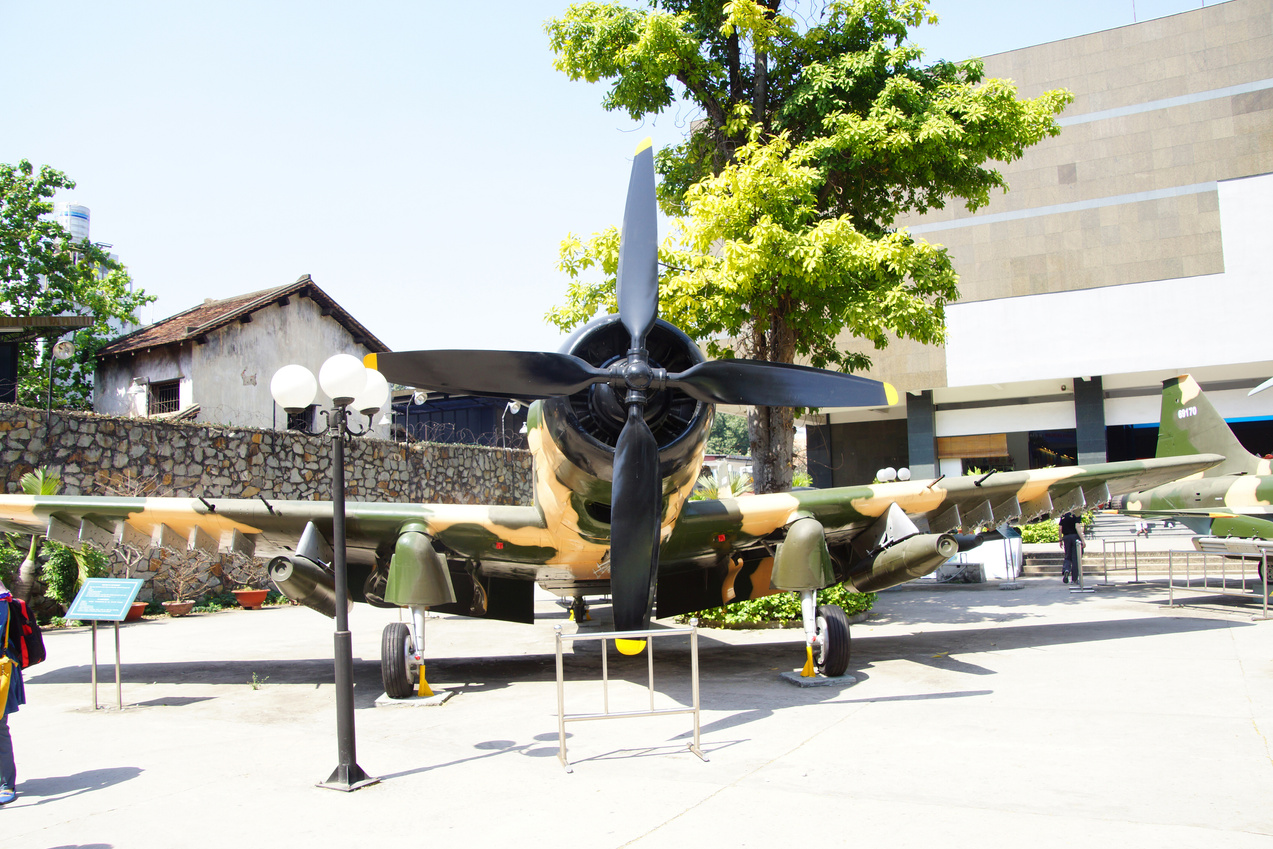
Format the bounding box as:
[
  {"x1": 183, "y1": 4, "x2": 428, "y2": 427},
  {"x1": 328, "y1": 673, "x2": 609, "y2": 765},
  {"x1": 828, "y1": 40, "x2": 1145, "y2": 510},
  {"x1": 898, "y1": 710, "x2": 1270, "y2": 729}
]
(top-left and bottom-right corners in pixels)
[{"x1": 149, "y1": 379, "x2": 180, "y2": 415}]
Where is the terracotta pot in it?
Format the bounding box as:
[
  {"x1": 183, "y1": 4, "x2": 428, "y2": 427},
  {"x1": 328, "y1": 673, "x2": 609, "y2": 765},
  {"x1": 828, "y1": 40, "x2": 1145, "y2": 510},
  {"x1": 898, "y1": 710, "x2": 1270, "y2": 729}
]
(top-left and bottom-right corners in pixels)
[
  {"x1": 125, "y1": 601, "x2": 148, "y2": 622},
  {"x1": 162, "y1": 600, "x2": 194, "y2": 617},
  {"x1": 232, "y1": 588, "x2": 269, "y2": 610}
]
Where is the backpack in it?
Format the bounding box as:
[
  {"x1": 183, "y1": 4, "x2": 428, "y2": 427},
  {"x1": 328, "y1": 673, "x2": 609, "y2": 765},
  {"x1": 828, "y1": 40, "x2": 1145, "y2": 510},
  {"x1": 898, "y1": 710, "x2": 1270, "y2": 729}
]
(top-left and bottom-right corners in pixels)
[{"x1": 7, "y1": 599, "x2": 45, "y2": 669}]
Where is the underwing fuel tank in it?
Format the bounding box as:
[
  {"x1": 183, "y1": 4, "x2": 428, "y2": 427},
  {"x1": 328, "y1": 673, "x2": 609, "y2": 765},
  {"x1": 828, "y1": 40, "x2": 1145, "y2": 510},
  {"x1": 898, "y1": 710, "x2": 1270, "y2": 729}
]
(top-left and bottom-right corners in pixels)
[
  {"x1": 268, "y1": 554, "x2": 349, "y2": 619},
  {"x1": 846, "y1": 533, "x2": 959, "y2": 593}
]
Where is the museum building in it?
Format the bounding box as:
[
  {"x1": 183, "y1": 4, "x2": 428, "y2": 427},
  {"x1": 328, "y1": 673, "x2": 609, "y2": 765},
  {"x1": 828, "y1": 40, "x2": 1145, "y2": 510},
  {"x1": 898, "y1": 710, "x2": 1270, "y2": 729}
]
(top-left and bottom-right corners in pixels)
[{"x1": 807, "y1": 0, "x2": 1273, "y2": 488}]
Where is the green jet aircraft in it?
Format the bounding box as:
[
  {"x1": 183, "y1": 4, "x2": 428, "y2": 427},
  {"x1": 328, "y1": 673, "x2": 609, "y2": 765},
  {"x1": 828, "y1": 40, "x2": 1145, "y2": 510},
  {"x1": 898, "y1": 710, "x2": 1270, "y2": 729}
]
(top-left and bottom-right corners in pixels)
[
  {"x1": 0, "y1": 146, "x2": 1224, "y2": 694},
  {"x1": 1112, "y1": 374, "x2": 1273, "y2": 562}
]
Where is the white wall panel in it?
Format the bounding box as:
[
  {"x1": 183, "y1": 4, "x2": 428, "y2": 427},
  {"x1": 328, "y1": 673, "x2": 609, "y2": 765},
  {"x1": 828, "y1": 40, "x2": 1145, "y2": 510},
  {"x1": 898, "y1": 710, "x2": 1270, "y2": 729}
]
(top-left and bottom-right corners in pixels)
[
  {"x1": 945, "y1": 173, "x2": 1273, "y2": 388},
  {"x1": 936, "y1": 401, "x2": 1075, "y2": 437}
]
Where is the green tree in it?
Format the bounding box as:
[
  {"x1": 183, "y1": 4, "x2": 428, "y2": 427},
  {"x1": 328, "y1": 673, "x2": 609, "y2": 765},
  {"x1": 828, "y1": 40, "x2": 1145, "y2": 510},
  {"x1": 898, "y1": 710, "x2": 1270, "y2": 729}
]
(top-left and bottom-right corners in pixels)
[
  {"x1": 546, "y1": 0, "x2": 1070, "y2": 492},
  {"x1": 706, "y1": 410, "x2": 750, "y2": 455},
  {"x1": 1, "y1": 159, "x2": 153, "y2": 409}
]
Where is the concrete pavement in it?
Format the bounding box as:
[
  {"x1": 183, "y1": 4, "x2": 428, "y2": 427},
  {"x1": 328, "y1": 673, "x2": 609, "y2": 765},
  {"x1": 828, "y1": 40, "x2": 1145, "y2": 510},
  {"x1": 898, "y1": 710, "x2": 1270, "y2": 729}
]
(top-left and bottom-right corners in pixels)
[{"x1": 2, "y1": 577, "x2": 1270, "y2": 848}]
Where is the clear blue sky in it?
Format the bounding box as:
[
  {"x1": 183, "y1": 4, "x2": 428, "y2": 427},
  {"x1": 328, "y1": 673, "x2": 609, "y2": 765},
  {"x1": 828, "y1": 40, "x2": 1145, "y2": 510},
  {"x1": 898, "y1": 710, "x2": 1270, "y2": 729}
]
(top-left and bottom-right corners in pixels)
[{"x1": 0, "y1": 0, "x2": 1216, "y2": 354}]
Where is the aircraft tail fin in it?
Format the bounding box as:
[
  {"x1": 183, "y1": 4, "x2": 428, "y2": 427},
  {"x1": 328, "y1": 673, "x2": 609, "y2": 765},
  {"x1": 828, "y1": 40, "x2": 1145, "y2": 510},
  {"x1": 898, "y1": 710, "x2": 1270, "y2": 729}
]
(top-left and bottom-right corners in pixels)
[{"x1": 1157, "y1": 375, "x2": 1263, "y2": 477}]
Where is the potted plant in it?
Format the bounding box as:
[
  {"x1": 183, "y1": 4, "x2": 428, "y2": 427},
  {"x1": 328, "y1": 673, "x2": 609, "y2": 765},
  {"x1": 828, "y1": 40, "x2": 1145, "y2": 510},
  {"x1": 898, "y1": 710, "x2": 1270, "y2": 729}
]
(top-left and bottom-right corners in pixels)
[
  {"x1": 158, "y1": 552, "x2": 205, "y2": 617},
  {"x1": 222, "y1": 553, "x2": 269, "y2": 609},
  {"x1": 97, "y1": 471, "x2": 171, "y2": 619}
]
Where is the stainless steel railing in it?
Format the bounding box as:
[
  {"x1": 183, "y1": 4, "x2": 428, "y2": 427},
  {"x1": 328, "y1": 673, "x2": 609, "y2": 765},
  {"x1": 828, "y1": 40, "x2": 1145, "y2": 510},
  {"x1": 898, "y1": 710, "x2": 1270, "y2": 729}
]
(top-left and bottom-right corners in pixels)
[
  {"x1": 554, "y1": 622, "x2": 707, "y2": 772},
  {"x1": 1167, "y1": 550, "x2": 1270, "y2": 619}
]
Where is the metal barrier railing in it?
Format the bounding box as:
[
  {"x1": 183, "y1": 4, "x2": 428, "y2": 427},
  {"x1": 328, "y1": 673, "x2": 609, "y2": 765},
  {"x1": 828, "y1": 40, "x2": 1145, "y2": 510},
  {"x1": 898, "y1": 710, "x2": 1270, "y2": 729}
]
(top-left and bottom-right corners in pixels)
[
  {"x1": 1098, "y1": 538, "x2": 1142, "y2": 584},
  {"x1": 1168, "y1": 550, "x2": 1270, "y2": 620},
  {"x1": 554, "y1": 623, "x2": 708, "y2": 773}
]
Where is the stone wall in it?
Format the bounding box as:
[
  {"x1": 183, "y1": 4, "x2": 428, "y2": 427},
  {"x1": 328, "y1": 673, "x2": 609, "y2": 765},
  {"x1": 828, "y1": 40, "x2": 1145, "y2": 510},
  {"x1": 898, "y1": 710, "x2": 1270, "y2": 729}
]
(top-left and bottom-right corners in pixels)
[{"x1": 0, "y1": 403, "x2": 533, "y2": 602}]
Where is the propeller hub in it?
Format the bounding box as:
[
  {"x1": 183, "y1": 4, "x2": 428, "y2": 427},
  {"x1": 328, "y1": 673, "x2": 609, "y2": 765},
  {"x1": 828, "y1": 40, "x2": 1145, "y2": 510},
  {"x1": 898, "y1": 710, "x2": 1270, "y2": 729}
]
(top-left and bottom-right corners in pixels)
[{"x1": 622, "y1": 356, "x2": 654, "y2": 391}]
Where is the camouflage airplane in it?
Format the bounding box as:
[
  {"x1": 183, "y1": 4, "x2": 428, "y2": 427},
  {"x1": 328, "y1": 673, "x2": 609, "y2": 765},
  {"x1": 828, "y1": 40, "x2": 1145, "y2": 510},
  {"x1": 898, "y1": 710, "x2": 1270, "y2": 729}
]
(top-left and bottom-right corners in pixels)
[
  {"x1": 0, "y1": 144, "x2": 1223, "y2": 695},
  {"x1": 1112, "y1": 374, "x2": 1273, "y2": 560}
]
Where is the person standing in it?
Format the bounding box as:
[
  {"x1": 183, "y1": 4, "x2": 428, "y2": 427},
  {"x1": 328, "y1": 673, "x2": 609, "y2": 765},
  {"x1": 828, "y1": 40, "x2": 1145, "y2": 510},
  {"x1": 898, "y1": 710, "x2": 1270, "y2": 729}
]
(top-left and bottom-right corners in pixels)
[
  {"x1": 1059, "y1": 511, "x2": 1085, "y2": 584},
  {"x1": 0, "y1": 579, "x2": 25, "y2": 805}
]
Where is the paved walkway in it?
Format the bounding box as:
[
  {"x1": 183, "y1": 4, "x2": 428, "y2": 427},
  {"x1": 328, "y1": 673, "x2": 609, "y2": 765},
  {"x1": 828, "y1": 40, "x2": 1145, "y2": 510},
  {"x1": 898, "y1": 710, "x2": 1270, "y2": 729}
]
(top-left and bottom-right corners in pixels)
[{"x1": 3, "y1": 578, "x2": 1271, "y2": 848}]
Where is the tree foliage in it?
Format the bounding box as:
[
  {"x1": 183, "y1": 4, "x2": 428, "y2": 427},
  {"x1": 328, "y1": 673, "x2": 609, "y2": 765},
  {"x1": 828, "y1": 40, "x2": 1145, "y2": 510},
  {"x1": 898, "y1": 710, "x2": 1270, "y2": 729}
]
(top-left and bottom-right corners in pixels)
[
  {"x1": 706, "y1": 410, "x2": 750, "y2": 455},
  {"x1": 545, "y1": 0, "x2": 1070, "y2": 492},
  {"x1": 1, "y1": 159, "x2": 153, "y2": 408}
]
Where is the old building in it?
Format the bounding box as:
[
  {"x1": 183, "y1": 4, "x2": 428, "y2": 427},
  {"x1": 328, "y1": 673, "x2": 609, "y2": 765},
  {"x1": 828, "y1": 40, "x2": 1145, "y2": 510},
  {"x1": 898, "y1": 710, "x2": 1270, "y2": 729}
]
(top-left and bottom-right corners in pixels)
[{"x1": 94, "y1": 275, "x2": 391, "y2": 433}]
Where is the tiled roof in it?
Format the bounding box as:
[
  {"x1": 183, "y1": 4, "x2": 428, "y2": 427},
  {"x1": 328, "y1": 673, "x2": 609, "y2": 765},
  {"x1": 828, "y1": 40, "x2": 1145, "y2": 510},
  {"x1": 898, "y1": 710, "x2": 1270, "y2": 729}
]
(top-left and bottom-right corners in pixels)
[{"x1": 97, "y1": 275, "x2": 390, "y2": 357}]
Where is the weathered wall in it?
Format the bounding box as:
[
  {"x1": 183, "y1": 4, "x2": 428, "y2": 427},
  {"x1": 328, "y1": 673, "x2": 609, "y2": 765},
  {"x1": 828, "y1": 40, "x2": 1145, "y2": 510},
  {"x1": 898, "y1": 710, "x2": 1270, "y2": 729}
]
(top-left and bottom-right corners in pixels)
[{"x1": 0, "y1": 403, "x2": 533, "y2": 602}]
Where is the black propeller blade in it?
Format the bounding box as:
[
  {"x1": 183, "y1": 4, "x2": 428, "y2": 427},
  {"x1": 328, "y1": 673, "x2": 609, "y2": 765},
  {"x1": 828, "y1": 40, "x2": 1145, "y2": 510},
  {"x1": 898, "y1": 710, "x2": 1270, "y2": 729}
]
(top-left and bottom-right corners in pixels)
[
  {"x1": 616, "y1": 139, "x2": 659, "y2": 351},
  {"x1": 607, "y1": 406, "x2": 662, "y2": 634},
  {"x1": 368, "y1": 350, "x2": 606, "y2": 401},
  {"x1": 668, "y1": 359, "x2": 897, "y2": 408}
]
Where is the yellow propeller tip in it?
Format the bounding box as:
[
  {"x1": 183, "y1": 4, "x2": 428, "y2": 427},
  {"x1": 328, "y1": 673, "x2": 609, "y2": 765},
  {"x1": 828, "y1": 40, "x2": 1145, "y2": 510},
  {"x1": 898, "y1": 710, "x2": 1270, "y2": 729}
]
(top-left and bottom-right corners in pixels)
[
  {"x1": 615, "y1": 638, "x2": 647, "y2": 656},
  {"x1": 884, "y1": 382, "x2": 899, "y2": 406},
  {"x1": 363, "y1": 353, "x2": 378, "y2": 370},
  {"x1": 635, "y1": 137, "x2": 653, "y2": 155}
]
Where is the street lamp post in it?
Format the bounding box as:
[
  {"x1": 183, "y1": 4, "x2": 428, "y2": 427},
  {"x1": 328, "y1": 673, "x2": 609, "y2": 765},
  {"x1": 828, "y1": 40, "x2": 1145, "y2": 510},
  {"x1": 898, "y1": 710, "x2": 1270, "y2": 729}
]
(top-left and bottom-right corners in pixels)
[
  {"x1": 46, "y1": 337, "x2": 75, "y2": 421},
  {"x1": 270, "y1": 354, "x2": 389, "y2": 792}
]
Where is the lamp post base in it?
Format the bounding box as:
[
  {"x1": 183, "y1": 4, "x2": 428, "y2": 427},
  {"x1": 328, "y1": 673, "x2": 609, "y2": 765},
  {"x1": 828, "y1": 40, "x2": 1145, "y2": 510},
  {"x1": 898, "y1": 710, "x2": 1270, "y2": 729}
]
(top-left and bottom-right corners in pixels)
[{"x1": 318, "y1": 763, "x2": 379, "y2": 792}]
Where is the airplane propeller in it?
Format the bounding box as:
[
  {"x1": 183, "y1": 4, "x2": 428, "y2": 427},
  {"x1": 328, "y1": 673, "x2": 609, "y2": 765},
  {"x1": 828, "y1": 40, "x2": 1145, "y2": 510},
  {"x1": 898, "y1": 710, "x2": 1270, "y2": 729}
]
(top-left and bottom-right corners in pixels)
[{"x1": 369, "y1": 138, "x2": 896, "y2": 644}]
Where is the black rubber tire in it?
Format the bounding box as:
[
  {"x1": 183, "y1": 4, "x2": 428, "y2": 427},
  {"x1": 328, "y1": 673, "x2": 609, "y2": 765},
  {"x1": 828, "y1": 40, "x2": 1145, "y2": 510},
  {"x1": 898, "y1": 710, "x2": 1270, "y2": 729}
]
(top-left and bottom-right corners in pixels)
[
  {"x1": 381, "y1": 621, "x2": 414, "y2": 699},
  {"x1": 815, "y1": 604, "x2": 851, "y2": 677}
]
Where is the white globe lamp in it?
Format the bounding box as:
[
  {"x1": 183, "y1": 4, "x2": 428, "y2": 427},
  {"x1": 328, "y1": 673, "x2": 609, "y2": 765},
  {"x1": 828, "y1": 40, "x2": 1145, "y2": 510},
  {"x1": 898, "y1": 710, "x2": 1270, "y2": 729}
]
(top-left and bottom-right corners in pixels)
[
  {"x1": 319, "y1": 354, "x2": 367, "y2": 407},
  {"x1": 353, "y1": 369, "x2": 390, "y2": 416},
  {"x1": 270, "y1": 364, "x2": 318, "y2": 413}
]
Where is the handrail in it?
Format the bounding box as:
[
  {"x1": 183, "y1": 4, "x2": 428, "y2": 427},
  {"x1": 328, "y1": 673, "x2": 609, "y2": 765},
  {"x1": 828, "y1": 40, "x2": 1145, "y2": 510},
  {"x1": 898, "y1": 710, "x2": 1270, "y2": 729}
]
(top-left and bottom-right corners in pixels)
[{"x1": 554, "y1": 623, "x2": 707, "y2": 772}]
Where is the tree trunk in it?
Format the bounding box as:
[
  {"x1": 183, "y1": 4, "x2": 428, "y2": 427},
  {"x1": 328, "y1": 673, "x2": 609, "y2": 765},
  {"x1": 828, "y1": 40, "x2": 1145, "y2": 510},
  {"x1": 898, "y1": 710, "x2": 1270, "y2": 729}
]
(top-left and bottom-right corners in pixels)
[
  {"x1": 12, "y1": 535, "x2": 41, "y2": 603},
  {"x1": 747, "y1": 308, "x2": 797, "y2": 494},
  {"x1": 749, "y1": 405, "x2": 795, "y2": 493}
]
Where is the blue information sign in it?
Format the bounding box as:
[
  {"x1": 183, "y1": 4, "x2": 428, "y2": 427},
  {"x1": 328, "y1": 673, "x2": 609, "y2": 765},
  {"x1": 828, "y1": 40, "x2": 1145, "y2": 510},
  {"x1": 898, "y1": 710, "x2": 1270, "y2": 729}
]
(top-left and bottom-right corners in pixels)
[{"x1": 67, "y1": 579, "x2": 145, "y2": 622}]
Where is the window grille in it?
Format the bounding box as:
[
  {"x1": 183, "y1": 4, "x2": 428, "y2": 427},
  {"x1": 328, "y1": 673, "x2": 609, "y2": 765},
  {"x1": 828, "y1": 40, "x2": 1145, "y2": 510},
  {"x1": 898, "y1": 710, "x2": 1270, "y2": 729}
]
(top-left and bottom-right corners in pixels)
[{"x1": 149, "y1": 380, "x2": 180, "y2": 415}]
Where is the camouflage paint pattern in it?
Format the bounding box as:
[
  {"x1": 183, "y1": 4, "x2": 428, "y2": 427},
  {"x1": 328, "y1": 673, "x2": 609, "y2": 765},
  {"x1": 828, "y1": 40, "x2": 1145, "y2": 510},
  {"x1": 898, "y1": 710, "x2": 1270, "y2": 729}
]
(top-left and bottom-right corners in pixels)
[
  {"x1": 1116, "y1": 376, "x2": 1273, "y2": 531},
  {"x1": 0, "y1": 394, "x2": 1222, "y2": 598}
]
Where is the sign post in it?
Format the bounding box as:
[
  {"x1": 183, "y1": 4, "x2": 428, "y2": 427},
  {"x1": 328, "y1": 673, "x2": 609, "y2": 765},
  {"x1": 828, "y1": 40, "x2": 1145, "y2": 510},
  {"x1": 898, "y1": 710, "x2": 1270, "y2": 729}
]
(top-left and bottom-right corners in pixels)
[{"x1": 67, "y1": 579, "x2": 144, "y2": 710}]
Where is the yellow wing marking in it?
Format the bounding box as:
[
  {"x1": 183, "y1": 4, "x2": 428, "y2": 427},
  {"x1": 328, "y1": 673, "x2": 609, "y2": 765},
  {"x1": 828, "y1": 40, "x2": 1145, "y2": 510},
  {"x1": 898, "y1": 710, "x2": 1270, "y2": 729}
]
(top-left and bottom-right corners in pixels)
[{"x1": 850, "y1": 482, "x2": 948, "y2": 517}]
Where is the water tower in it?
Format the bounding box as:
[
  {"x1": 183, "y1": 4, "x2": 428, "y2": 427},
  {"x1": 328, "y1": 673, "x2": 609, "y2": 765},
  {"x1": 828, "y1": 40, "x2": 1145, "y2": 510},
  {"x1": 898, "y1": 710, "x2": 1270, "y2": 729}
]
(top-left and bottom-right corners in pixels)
[{"x1": 52, "y1": 202, "x2": 90, "y2": 243}]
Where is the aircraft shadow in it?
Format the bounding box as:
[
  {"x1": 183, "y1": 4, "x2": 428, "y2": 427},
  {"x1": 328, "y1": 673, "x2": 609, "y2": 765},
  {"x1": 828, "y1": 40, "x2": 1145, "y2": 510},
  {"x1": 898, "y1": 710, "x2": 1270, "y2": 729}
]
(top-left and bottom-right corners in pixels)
[{"x1": 24, "y1": 603, "x2": 1249, "y2": 713}]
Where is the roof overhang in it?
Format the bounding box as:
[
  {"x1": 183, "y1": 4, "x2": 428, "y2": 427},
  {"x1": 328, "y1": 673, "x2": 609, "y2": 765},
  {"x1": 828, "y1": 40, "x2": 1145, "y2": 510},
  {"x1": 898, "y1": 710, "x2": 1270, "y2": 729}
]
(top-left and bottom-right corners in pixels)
[{"x1": 0, "y1": 315, "x2": 94, "y2": 344}]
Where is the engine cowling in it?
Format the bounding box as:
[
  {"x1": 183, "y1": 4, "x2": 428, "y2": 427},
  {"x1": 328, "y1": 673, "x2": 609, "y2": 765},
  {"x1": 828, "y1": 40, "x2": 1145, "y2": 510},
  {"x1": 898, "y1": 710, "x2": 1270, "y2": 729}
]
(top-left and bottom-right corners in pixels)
[{"x1": 541, "y1": 314, "x2": 712, "y2": 491}]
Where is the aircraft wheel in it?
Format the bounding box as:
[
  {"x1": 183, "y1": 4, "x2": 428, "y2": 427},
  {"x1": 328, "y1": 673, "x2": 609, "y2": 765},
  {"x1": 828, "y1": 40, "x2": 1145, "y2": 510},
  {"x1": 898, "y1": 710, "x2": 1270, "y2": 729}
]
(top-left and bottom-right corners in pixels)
[
  {"x1": 815, "y1": 604, "x2": 851, "y2": 677},
  {"x1": 381, "y1": 621, "x2": 416, "y2": 699}
]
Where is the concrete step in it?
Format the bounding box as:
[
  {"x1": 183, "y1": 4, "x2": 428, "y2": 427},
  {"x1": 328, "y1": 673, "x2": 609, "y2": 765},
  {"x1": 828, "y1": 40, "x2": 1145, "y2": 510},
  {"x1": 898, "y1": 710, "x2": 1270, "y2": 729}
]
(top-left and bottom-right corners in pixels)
[{"x1": 1023, "y1": 548, "x2": 1190, "y2": 576}]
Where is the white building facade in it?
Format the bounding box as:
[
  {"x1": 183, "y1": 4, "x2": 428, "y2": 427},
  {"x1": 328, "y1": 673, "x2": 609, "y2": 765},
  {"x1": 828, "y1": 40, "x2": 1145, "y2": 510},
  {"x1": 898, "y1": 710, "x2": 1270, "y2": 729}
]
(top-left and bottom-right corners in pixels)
[{"x1": 810, "y1": 0, "x2": 1273, "y2": 487}]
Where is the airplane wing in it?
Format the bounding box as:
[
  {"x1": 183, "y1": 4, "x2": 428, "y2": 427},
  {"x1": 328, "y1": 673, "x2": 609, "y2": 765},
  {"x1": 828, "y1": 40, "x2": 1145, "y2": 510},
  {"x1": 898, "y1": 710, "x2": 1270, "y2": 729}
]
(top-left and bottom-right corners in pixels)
[
  {"x1": 0, "y1": 453, "x2": 1222, "y2": 564},
  {"x1": 0, "y1": 495, "x2": 548, "y2": 568},
  {"x1": 652, "y1": 452, "x2": 1225, "y2": 617},
  {"x1": 664, "y1": 453, "x2": 1226, "y2": 553}
]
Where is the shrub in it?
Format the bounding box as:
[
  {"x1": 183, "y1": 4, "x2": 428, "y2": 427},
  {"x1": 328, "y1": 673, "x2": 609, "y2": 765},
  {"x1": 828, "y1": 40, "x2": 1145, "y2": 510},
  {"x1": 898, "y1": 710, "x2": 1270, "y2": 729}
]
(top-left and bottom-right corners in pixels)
[
  {"x1": 0, "y1": 545, "x2": 21, "y2": 587},
  {"x1": 41, "y1": 543, "x2": 80, "y2": 606},
  {"x1": 681, "y1": 583, "x2": 877, "y2": 626},
  {"x1": 1019, "y1": 520, "x2": 1059, "y2": 544}
]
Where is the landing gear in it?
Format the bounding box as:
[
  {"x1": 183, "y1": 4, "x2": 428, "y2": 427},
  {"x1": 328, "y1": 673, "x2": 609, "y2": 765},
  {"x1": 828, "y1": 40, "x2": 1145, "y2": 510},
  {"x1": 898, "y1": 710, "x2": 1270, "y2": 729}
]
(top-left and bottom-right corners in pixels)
[
  {"x1": 382, "y1": 605, "x2": 430, "y2": 699},
  {"x1": 798, "y1": 591, "x2": 852, "y2": 678},
  {"x1": 381, "y1": 621, "x2": 417, "y2": 699},
  {"x1": 569, "y1": 596, "x2": 590, "y2": 622},
  {"x1": 815, "y1": 604, "x2": 851, "y2": 677}
]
